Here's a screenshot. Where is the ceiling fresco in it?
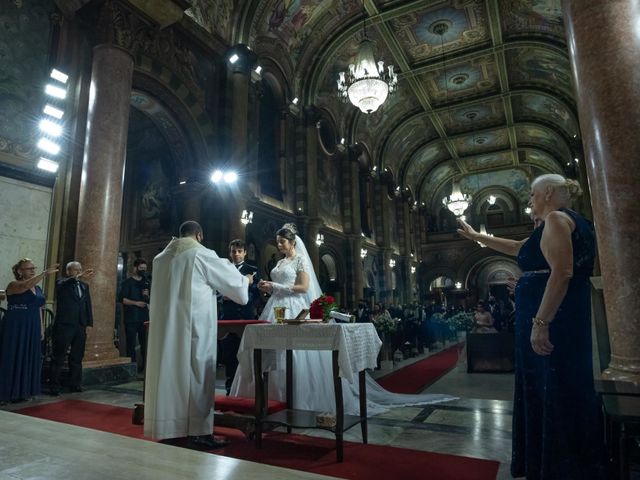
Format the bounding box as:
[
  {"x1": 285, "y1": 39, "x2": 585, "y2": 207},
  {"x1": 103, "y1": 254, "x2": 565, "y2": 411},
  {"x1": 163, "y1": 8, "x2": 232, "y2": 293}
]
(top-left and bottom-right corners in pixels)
[
  {"x1": 461, "y1": 151, "x2": 513, "y2": 172},
  {"x1": 221, "y1": 0, "x2": 580, "y2": 207},
  {"x1": 498, "y1": 0, "x2": 565, "y2": 41},
  {"x1": 522, "y1": 150, "x2": 564, "y2": 174},
  {"x1": 403, "y1": 141, "x2": 450, "y2": 193},
  {"x1": 511, "y1": 93, "x2": 578, "y2": 140},
  {"x1": 420, "y1": 54, "x2": 501, "y2": 106},
  {"x1": 452, "y1": 127, "x2": 510, "y2": 156},
  {"x1": 515, "y1": 124, "x2": 571, "y2": 163},
  {"x1": 391, "y1": 1, "x2": 490, "y2": 65},
  {"x1": 439, "y1": 98, "x2": 505, "y2": 136}
]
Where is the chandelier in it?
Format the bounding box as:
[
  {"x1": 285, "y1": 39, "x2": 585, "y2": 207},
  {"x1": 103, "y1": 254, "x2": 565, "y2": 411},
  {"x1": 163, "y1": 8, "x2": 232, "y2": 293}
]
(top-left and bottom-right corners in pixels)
[
  {"x1": 442, "y1": 179, "x2": 471, "y2": 217},
  {"x1": 337, "y1": 4, "x2": 397, "y2": 114}
]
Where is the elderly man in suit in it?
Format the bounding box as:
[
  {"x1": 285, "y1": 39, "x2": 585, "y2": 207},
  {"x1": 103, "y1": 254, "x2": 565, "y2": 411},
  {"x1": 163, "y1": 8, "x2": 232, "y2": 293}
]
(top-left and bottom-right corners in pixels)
[{"x1": 49, "y1": 261, "x2": 94, "y2": 395}]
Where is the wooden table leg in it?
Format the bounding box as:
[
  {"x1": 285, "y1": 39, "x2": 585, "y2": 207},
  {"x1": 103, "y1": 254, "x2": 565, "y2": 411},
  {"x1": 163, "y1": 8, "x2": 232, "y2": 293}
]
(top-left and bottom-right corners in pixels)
[
  {"x1": 332, "y1": 351, "x2": 344, "y2": 462},
  {"x1": 254, "y1": 348, "x2": 263, "y2": 448},
  {"x1": 359, "y1": 370, "x2": 367, "y2": 444}
]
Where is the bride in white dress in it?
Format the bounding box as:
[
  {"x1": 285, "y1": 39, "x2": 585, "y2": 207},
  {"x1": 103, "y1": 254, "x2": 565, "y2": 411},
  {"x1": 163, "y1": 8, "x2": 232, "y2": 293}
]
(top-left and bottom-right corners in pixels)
[{"x1": 229, "y1": 224, "x2": 455, "y2": 416}]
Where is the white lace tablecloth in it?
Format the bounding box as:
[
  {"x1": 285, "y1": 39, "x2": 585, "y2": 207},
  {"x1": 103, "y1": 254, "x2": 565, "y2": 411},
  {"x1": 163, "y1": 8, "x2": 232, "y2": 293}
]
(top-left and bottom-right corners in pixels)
[{"x1": 238, "y1": 323, "x2": 382, "y2": 383}]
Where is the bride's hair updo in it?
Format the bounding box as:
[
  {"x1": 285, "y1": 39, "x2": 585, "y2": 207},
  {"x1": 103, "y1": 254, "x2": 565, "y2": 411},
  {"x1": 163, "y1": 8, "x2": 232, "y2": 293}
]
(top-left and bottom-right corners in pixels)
[{"x1": 276, "y1": 223, "x2": 297, "y2": 243}]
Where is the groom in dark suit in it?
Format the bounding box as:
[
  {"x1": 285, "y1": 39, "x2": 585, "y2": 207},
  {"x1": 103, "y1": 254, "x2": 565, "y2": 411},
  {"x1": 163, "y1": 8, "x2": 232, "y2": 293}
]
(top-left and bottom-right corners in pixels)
[
  {"x1": 219, "y1": 239, "x2": 259, "y2": 393},
  {"x1": 50, "y1": 261, "x2": 94, "y2": 395}
]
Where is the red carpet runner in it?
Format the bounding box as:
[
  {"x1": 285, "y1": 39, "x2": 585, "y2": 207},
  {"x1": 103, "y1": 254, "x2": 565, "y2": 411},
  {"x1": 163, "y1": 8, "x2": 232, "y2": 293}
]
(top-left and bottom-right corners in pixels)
[
  {"x1": 17, "y1": 399, "x2": 498, "y2": 480},
  {"x1": 377, "y1": 343, "x2": 464, "y2": 394}
]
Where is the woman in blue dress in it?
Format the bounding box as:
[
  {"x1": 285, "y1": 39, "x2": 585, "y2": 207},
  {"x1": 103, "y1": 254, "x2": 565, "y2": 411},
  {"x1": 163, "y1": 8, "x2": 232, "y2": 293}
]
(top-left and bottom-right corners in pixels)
[
  {"x1": 0, "y1": 258, "x2": 58, "y2": 403},
  {"x1": 458, "y1": 174, "x2": 605, "y2": 479}
]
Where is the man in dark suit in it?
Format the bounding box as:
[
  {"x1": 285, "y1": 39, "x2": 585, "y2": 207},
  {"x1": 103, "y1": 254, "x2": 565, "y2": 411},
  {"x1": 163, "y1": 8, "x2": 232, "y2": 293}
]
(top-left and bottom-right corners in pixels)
[
  {"x1": 50, "y1": 261, "x2": 94, "y2": 395},
  {"x1": 219, "y1": 239, "x2": 259, "y2": 393}
]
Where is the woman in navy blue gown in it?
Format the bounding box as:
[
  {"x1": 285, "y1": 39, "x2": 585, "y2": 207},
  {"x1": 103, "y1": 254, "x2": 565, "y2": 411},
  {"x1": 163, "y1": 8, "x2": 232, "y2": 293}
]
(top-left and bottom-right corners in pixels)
[
  {"x1": 458, "y1": 174, "x2": 605, "y2": 479},
  {"x1": 0, "y1": 258, "x2": 58, "y2": 403}
]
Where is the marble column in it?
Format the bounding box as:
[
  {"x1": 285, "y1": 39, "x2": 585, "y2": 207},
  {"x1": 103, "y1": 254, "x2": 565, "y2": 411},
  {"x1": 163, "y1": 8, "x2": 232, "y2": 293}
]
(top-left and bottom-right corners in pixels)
[
  {"x1": 75, "y1": 44, "x2": 134, "y2": 365},
  {"x1": 563, "y1": 1, "x2": 640, "y2": 382}
]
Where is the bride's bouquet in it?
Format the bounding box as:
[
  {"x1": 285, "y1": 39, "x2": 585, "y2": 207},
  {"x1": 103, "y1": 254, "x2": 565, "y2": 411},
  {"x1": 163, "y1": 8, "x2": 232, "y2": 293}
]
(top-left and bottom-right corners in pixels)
[{"x1": 310, "y1": 294, "x2": 337, "y2": 321}]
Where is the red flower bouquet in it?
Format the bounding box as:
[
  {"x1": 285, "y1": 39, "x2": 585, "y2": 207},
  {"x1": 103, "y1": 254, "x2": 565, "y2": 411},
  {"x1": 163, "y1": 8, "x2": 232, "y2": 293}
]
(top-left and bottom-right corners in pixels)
[{"x1": 310, "y1": 295, "x2": 337, "y2": 321}]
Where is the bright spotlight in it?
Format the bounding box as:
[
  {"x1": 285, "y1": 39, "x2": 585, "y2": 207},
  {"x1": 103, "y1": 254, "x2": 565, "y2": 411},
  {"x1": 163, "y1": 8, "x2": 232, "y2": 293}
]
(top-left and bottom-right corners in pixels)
[
  {"x1": 210, "y1": 169, "x2": 223, "y2": 183},
  {"x1": 229, "y1": 54, "x2": 239, "y2": 64},
  {"x1": 43, "y1": 104, "x2": 64, "y2": 119},
  {"x1": 45, "y1": 84, "x2": 66, "y2": 99},
  {"x1": 50, "y1": 69, "x2": 69, "y2": 84},
  {"x1": 292, "y1": 97, "x2": 299, "y2": 105},
  {"x1": 37, "y1": 137, "x2": 61, "y2": 155},
  {"x1": 37, "y1": 157, "x2": 59, "y2": 173},
  {"x1": 223, "y1": 171, "x2": 238, "y2": 183},
  {"x1": 255, "y1": 65, "x2": 262, "y2": 74},
  {"x1": 39, "y1": 119, "x2": 62, "y2": 137}
]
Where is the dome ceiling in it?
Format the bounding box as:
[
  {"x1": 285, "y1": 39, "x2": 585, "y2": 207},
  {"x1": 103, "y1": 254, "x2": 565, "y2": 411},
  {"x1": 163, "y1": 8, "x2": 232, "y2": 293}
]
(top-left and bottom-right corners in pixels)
[{"x1": 193, "y1": 0, "x2": 579, "y2": 206}]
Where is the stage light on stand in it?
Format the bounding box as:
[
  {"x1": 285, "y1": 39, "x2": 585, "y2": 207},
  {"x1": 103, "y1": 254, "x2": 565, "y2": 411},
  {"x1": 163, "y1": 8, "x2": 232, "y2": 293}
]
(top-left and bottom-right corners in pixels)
[
  {"x1": 50, "y1": 69, "x2": 68, "y2": 84},
  {"x1": 43, "y1": 105, "x2": 64, "y2": 119},
  {"x1": 223, "y1": 171, "x2": 238, "y2": 183},
  {"x1": 37, "y1": 157, "x2": 59, "y2": 173},
  {"x1": 45, "y1": 84, "x2": 66, "y2": 99},
  {"x1": 37, "y1": 137, "x2": 60, "y2": 155},
  {"x1": 39, "y1": 119, "x2": 62, "y2": 137}
]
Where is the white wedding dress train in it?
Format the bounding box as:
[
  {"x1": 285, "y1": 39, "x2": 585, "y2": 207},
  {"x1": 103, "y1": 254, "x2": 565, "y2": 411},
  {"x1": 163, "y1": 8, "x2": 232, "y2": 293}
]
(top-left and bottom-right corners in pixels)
[{"x1": 228, "y1": 246, "x2": 456, "y2": 416}]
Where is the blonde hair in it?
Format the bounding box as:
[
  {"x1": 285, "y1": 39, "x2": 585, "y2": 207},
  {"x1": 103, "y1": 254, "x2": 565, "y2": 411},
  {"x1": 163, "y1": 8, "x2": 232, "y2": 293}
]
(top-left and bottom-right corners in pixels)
[
  {"x1": 12, "y1": 258, "x2": 33, "y2": 280},
  {"x1": 531, "y1": 174, "x2": 582, "y2": 207}
]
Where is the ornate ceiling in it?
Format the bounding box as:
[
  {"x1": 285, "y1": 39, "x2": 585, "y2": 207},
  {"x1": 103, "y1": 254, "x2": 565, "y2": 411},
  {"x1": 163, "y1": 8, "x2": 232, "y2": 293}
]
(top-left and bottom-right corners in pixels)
[
  {"x1": 227, "y1": 0, "x2": 578, "y2": 209},
  {"x1": 77, "y1": 0, "x2": 580, "y2": 209}
]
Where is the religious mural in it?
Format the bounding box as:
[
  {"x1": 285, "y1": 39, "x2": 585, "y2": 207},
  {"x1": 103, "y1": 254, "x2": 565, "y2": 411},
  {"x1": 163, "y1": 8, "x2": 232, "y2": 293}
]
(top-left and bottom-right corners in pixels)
[
  {"x1": 499, "y1": 0, "x2": 564, "y2": 40},
  {"x1": 463, "y1": 151, "x2": 513, "y2": 171},
  {"x1": 459, "y1": 169, "x2": 531, "y2": 204},
  {"x1": 524, "y1": 150, "x2": 563, "y2": 174},
  {"x1": 382, "y1": 114, "x2": 438, "y2": 176},
  {"x1": 506, "y1": 47, "x2": 574, "y2": 99},
  {"x1": 317, "y1": 153, "x2": 343, "y2": 231},
  {"x1": 256, "y1": 0, "x2": 361, "y2": 66},
  {"x1": 0, "y1": 0, "x2": 55, "y2": 161},
  {"x1": 512, "y1": 93, "x2": 578, "y2": 139},
  {"x1": 125, "y1": 109, "x2": 175, "y2": 245},
  {"x1": 515, "y1": 125, "x2": 571, "y2": 163},
  {"x1": 404, "y1": 142, "x2": 449, "y2": 194},
  {"x1": 421, "y1": 162, "x2": 459, "y2": 209},
  {"x1": 185, "y1": 0, "x2": 234, "y2": 43}
]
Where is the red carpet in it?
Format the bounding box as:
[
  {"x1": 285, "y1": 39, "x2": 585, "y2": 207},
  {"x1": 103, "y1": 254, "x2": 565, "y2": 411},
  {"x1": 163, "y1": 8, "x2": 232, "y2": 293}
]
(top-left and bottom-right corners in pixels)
[
  {"x1": 17, "y1": 399, "x2": 498, "y2": 480},
  {"x1": 377, "y1": 343, "x2": 464, "y2": 394}
]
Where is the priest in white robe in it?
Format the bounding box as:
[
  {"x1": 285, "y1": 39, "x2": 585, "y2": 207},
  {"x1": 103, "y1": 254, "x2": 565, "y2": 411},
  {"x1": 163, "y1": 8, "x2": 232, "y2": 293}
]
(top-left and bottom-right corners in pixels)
[{"x1": 144, "y1": 221, "x2": 251, "y2": 448}]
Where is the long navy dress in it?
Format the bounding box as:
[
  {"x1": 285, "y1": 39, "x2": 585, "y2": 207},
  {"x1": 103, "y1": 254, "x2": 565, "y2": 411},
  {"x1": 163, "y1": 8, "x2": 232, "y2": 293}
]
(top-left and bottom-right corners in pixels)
[
  {"x1": 0, "y1": 286, "x2": 45, "y2": 402},
  {"x1": 511, "y1": 209, "x2": 604, "y2": 479}
]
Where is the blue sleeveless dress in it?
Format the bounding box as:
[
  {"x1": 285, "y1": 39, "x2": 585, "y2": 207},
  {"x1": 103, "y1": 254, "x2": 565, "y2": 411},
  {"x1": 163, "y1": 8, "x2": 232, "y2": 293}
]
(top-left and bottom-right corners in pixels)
[
  {"x1": 0, "y1": 286, "x2": 45, "y2": 402},
  {"x1": 512, "y1": 209, "x2": 605, "y2": 479}
]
